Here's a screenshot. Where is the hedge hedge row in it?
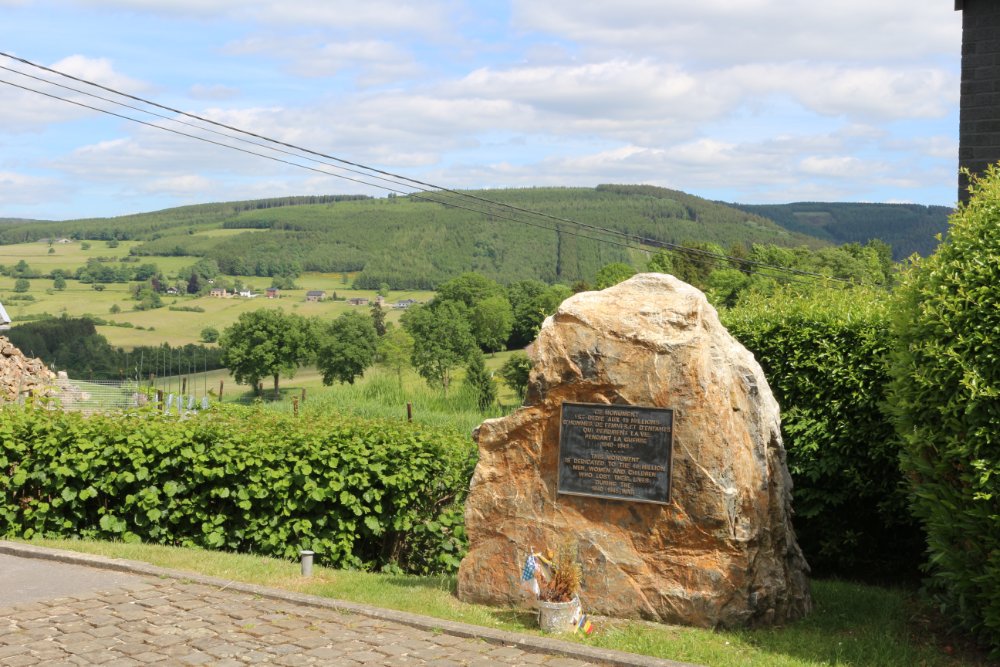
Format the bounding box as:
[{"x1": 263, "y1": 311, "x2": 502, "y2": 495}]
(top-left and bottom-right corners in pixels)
[
  {"x1": 724, "y1": 288, "x2": 923, "y2": 582},
  {"x1": 890, "y1": 166, "x2": 1000, "y2": 654},
  {"x1": 0, "y1": 404, "x2": 474, "y2": 574}
]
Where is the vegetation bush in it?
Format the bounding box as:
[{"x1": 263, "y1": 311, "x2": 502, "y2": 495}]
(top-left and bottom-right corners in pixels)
[
  {"x1": 723, "y1": 287, "x2": 923, "y2": 582},
  {"x1": 0, "y1": 404, "x2": 474, "y2": 574},
  {"x1": 889, "y1": 167, "x2": 1000, "y2": 654},
  {"x1": 7, "y1": 317, "x2": 224, "y2": 379}
]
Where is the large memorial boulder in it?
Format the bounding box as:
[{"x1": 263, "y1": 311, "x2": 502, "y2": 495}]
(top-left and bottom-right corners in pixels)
[{"x1": 457, "y1": 273, "x2": 811, "y2": 627}]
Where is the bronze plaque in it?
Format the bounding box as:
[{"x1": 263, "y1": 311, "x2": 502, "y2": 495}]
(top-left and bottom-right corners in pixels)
[{"x1": 558, "y1": 402, "x2": 673, "y2": 504}]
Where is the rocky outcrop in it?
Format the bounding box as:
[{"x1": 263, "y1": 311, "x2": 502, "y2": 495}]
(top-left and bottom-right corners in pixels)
[
  {"x1": 0, "y1": 336, "x2": 58, "y2": 402},
  {"x1": 457, "y1": 274, "x2": 811, "y2": 628}
]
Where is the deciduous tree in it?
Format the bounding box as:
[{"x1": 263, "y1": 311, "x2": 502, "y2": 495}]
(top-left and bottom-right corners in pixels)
[
  {"x1": 401, "y1": 302, "x2": 475, "y2": 393},
  {"x1": 219, "y1": 309, "x2": 313, "y2": 397},
  {"x1": 317, "y1": 311, "x2": 378, "y2": 385}
]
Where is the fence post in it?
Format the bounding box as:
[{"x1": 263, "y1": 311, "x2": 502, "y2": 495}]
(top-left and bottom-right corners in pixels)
[
  {"x1": 157, "y1": 390, "x2": 164, "y2": 411},
  {"x1": 407, "y1": 402, "x2": 413, "y2": 422},
  {"x1": 182, "y1": 377, "x2": 187, "y2": 395},
  {"x1": 301, "y1": 387, "x2": 306, "y2": 403},
  {"x1": 293, "y1": 397, "x2": 299, "y2": 417},
  {"x1": 218, "y1": 380, "x2": 224, "y2": 402}
]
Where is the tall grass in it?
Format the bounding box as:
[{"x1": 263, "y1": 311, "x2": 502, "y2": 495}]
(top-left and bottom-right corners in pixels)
[{"x1": 262, "y1": 367, "x2": 510, "y2": 434}]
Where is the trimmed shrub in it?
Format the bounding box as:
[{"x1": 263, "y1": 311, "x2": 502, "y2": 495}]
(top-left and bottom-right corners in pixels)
[
  {"x1": 724, "y1": 287, "x2": 923, "y2": 582},
  {"x1": 0, "y1": 404, "x2": 474, "y2": 574},
  {"x1": 889, "y1": 166, "x2": 1000, "y2": 653}
]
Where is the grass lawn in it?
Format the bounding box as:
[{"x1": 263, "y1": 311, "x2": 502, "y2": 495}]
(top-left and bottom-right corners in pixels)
[{"x1": 14, "y1": 538, "x2": 983, "y2": 667}]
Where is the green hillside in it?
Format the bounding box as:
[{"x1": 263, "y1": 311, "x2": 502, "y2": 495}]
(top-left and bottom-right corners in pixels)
[
  {"x1": 731, "y1": 202, "x2": 952, "y2": 259},
  {"x1": 0, "y1": 186, "x2": 818, "y2": 289}
]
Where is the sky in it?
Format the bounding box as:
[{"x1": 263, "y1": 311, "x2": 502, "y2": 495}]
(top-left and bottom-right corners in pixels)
[{"x1": 0, "y1": 1, "x2": 964, "y2": 220}]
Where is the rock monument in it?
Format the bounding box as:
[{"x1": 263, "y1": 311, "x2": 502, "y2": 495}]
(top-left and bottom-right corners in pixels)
[{"x1": 457, "y1": 274, "x2": 811, "y2": 627}]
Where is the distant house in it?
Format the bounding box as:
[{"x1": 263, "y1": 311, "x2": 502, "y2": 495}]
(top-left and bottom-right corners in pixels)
[
  {"x1": 347, "y1": 297, "x2": 369, "y2": 306},
  {"x1": 266, "y1": 288, "x2": 279, "y2": 299},
  {"x1": 393, "y1": 299, "x2": 418, "y2": 309},
  {"x1": 165, "y1": 287, "x2": 179, "y2": 295},
  {"x1": 375, "y1": 295, "x2": 385, "y2": 306},
  {"x1": 238, "y1": 290, "x2": 259, "y2": 298},
  {"x1": 210, "y1": 288, "x2": 228, "y2": 298},
  {"x1": 0, "y1": 300, "x2": 10, "y2": 330},
  {"x1": 305, "y1": 290, "x2": 326, "y2": 302}
]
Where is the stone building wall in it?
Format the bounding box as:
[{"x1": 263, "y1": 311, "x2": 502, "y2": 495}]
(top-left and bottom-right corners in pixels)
[{"x1": 958, "y1": 0, "x2": 1000, "y2": 202}]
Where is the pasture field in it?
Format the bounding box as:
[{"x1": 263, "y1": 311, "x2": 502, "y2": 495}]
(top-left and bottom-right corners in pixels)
[{"x1": 0, "y1": 233, "x2": 431, "y2": 348}]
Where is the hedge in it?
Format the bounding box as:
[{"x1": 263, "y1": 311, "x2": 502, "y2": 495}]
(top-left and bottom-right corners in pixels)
[
  {"x1": 890, "y1": 166, "x2": 1000, "y2": 655},
  {"x1": 0, "y1": 403, "x2": 474, "y2": 574},
  {"x1": 724, "y1": 287, "x2": 923, "y2": 582}
]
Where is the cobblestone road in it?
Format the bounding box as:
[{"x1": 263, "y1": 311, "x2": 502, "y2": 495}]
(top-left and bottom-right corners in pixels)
[{"x1": 0, "y1": 572, "x2": 606, "y2": 666}]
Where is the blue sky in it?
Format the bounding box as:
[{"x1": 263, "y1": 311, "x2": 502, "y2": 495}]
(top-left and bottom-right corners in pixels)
[{"x1": 0, "y1": 1, "x2": 963, "y2": 220}]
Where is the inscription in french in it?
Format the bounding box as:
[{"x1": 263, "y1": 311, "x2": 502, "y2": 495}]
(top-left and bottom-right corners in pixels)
[{"x1": 558, "y1": 402, "x2": 673, "y2": 504}]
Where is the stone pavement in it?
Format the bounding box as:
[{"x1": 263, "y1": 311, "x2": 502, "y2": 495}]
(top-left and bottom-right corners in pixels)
[{"x1": 0, "y1": 543, "x2": 697, "y2": 667}]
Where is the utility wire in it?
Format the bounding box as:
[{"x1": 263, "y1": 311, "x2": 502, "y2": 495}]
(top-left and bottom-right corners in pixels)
[{"x1": 0, "y1": 52, "x2": 863, "y2": 287}]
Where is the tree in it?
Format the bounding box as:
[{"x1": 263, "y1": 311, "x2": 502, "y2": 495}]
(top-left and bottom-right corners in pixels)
[
  {"x1": 672, "y1": 241, "x2": 726, "y2": 288},
  {"x1": 377, "y1": 325, "x2": 414, "y2": 388},
  {"x1": 647, "y1": 250, "x2": 674, "y2": 274},
  {"x1": 219, "y1": 309, "x2": 313, "y2": 397},
  {"x1": 507, "y1": 281, "x2": 571, "y2": 349},
  {"x1": 470, "y1": 295, "x2": 513, "y2": 354},
  {"x1": 435, "y1": 272, "x2": 504, "y2": 308},
  {"x1": 401, "y1": 302, "x2": 476, "y2": 392},
  {"x1": 53, "y1": 275, "x2": 67, "y2": 290},
  {"x1": 594, "y1": 262, "x2": 636, "y2": 289},
  {"x1": 370, "y1": 301, "x2": 386, "y2": 337},
  {"x1": 463, "y1": 350, "x2": 496, "y2": 411},
  {"x1": 498, "y1": 352, "x2": 532, "y2": 400},
  {"x1": 270, "y1": 274, "x2": 299, "y2": 290},
  {"x1": 377, "y1": 282, "x2": 390, "y2": 299},
  {"x1": 200, "y1": 327, "x2": 219, "y2": 343},
  {"x1": 316, "y1": 311, "x2": 378, "y2": 385},
  {"x1": 187, "y1": 272, "x2": 201, "y2": 295},
  {"x1": 14, "y1": 278, "x2": 30, "y2": 293}
]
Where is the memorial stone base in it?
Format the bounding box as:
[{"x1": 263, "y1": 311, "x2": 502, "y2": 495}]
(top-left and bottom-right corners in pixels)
[{"x1": 456, "y1": 274, "x2": 812, "y2": 628}]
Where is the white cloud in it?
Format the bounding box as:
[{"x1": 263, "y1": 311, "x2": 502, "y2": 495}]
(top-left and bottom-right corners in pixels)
[
  {"x1": 727, "y1": 64, "x2": 957, "y2": 120},
  {"x1": 800, "y1": 155, "x2": 872, "y2": 178},
  {"x1": 0, "y1": 171, "x2": 59, "y2": 205},
  {"x1": 226, "y1": 36, "x2": 421, "y2": 84},
  {"x1": 0, "y1": 54, "x2": 149, "y2": 131},
  {"x1": 74, "y1": 0, "x2": 453, "y2": 33},
  {"x1": 513, "y1": 0, "x2": 961, "y2": 64}
]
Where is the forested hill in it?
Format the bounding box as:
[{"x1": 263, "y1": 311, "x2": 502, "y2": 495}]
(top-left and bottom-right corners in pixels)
[
  {"x1": 0, "y1": 185, "x2": 819, "y2": 289},
  {"x1": 731, "y1": 202, "x2": 952, "y2": 259}
]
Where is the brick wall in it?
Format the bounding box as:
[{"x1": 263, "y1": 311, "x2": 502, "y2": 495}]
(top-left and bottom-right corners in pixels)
[{"x1": 959, "y1": 0, "x2": 1000, "y2": 202}]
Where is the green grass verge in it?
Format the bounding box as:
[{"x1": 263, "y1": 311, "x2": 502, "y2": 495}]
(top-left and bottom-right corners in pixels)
[{"x1": 13, "y1": 538, "x2": 979, "y2": 667}]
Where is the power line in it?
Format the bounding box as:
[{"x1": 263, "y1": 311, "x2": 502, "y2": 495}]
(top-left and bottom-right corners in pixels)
[{"x1": 0, "y1": 52, "x2": 864, "y2": 287}]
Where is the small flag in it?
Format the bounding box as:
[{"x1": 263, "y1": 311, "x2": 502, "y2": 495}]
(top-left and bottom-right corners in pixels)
[
  {"x1": 520, "y1": 553, "x2": 540, "y2": 597},
  {"x1": 521, "y1": 554, "x2": 537, "y2": 582},
  {"x1": 575, "y1": 613, "x2": 593, "y2": 635}
]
